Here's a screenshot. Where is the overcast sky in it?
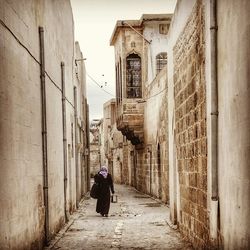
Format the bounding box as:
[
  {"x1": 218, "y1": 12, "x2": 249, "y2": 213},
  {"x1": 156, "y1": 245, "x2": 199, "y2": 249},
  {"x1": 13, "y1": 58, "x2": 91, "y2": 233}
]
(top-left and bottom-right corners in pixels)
[{"x1": 70, "y1": 0, "x2": 177, "y2": 121}]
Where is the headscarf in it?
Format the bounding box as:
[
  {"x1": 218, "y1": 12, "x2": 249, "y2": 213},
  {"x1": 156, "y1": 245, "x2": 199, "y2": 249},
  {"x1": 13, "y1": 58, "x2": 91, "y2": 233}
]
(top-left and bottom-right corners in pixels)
[{"x1": 99, "y1": 166, "x2": 108, "y2": 178}]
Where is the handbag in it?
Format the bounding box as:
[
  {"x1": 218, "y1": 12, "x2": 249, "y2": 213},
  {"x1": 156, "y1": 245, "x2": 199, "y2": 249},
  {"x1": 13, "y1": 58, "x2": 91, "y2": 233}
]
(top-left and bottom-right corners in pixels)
[
  {"x1": 111, "y1": 194, "x2": 118, "y2": 203},
  {"x1": 90, "y1": 182, "x2": 100, "y2": 199}
]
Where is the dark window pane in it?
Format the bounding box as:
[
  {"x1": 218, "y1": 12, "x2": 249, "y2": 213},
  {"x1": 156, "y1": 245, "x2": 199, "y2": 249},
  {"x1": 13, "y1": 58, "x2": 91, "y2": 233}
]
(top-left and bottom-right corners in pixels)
[
  {"x1": 156, "y1": 52, "x2": 167, "y2": 74},
  {"x1": 126, "y1": 53, "x2": 141, "y2": 98}
]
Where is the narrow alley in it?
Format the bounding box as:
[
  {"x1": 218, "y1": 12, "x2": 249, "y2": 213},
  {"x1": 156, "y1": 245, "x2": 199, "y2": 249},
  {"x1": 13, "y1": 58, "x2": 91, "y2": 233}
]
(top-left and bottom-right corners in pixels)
[
  {"x1": 1, "y1": 0, "x2": 250, "y2": 249},
  {"x1": 45, "y1": 183, "x2": 192, "y2": 250}
]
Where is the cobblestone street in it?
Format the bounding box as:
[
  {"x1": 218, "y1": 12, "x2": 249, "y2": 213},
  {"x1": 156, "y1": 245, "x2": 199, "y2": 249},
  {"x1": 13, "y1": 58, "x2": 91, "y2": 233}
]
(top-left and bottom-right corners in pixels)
[{"x1": 45, "y1": 183, "x2": 192, "y2": 250}]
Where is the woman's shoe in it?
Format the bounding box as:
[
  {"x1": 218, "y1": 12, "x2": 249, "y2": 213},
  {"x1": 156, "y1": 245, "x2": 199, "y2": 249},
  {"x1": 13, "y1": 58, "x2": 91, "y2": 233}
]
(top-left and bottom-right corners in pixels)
[{"x1": 104, "y1": 214, "x2": 108, "y2": 217}]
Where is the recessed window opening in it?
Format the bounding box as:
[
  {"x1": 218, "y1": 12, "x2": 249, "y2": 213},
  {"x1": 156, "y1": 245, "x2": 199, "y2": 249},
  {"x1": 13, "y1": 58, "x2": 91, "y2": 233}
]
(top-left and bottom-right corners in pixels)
[
  {"x1": 126, "y1": 53, "x2": 142, "y2": 98},
  {"x1": 156, "y1": 52, "x2": 167, "y2": 74}
]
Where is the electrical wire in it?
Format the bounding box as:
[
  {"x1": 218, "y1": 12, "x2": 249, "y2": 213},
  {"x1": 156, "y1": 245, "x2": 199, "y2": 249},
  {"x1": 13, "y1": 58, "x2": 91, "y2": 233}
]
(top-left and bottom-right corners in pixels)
[
  {"x1": 87, "y1": 70, "x2": 165, "y2": 101},
  {"x1": 86, "y1": 73, "x2": 115, "y2": 97},
  {"x1": 1, "y1": 17, "x2": 164, "y2": 104},
  {"x1": 0, "y1": 18, "x2": 75, "y2": 109},
  {"x1": 146, "y1": 87, "x2": 166, "y2": 100}
]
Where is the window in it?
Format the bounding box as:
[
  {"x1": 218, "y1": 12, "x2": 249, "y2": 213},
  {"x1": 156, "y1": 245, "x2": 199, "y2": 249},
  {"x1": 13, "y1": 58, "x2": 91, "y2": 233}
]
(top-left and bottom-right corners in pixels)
[
  {"x1": 115, "y1": 65, "x2": 119, "y2": 104},
  {"x1": 159, "y1": 24, "x2": 169, "y2": 35},
  {"x1": 119, "y1": 58, "x2": 122, "y2": 102},
  {"x1": 116, "y1": 58, "x2": 123, "y2": 103},
  {"x1": 156, "y1": 52, "x2": 167, "y2": 74},
  {"x1": 126, "y1": 53, "x2": 141, "y2": 98}
]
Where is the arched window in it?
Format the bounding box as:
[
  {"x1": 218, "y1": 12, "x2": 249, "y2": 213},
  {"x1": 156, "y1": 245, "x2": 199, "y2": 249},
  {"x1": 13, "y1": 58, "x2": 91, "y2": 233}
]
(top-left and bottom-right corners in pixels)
[
  {"x1": 126, "y1": 53, "x2": 141, "y2": 98},
  {"x1": 156, "y1": 52, "x2": 167, "y2": 74}
]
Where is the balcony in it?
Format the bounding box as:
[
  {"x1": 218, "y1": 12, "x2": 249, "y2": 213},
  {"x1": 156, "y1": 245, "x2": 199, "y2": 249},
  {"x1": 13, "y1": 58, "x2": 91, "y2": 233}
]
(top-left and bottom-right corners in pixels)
[{"x1": 116, "y1": 99, "x2": 144, "y2": 145}]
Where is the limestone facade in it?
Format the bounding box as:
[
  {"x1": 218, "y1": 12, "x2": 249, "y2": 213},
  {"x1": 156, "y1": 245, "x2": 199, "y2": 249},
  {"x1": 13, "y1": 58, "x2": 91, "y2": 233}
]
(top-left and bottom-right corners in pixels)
[
  {"x1": 173, "y1": 1, "x2": 208, "y2": 247},
  {"x1": 110, "y1": 14, "x2": 171, "y2": 146},
  {"x1": 110, "y1": 0, "x2": 250, "y2": 249},
  {"x1": 216, "y1": 1, "x2": 250, "y2": 249},
  {"x1": 168, "y1": 0, "x2": 250, "y2": 248},
  {"x1": 102, "y1": 99, "x2": 124, "y2": 183},
  {"x1": 144, "y1": 66, "x2": 169, "y2": 202},
  {"x1": 110, "y1": 14, "x2": 171, "y2": 203},
  {"x1": 89, "y1": 119, "x2": 102, "y2": 176},
  {"x1": 0, "y1": 1, "x2": 89, "y2": 249}
]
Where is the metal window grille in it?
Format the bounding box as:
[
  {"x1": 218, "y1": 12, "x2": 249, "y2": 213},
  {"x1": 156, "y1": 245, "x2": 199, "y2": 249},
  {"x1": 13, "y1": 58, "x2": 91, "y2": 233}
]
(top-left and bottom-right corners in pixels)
[
  {"x1": 126, "y1": 54, "x2": 142, "y2": 98},
  {"x1": 156, "y1": 52, "x2": 167, "y2": 74}
]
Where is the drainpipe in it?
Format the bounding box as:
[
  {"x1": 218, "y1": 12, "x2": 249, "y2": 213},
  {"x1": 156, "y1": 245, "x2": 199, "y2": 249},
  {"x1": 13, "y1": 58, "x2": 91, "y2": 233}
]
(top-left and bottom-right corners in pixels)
[
  {"x1": 61, "y1": 62, "x2": 68, "y2": 222},
  {"x1": 80, "y1": 121, "x2": 85, "y2": 196},
  {"x1": 147, "y1": 145, "x2": 152, "y2": 195},
  {"x1": 86, "y1": 103, "x2": 90, "y2": 190},
  {"x1": 74, "y1": 86, "x2": 79, "y2": 207},
  {"x1": 39, "y1": 26, "x2": 50, "y2": 245},
  {"x1": 134, "y1": 150, "x2": 137, "y2": 189},
  {"x1": 149, "y1": 151, "x2": 152, "y2": 195},
  {"x1": 210, "y1": 0, "x2": 219, "y2": 242}
]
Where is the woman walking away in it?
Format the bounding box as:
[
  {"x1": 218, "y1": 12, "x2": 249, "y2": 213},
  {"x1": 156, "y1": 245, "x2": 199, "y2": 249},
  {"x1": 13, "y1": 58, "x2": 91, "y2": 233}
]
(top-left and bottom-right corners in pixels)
[{"x1": 94, "y1": 166, "x2": 115, "y2": 217}]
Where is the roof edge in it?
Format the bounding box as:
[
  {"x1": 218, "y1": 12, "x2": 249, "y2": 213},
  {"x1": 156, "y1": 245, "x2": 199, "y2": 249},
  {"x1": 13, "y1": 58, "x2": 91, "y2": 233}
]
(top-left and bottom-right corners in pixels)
[{"x1": 110, "y1": 14, "x2": 172, "y2": 46}]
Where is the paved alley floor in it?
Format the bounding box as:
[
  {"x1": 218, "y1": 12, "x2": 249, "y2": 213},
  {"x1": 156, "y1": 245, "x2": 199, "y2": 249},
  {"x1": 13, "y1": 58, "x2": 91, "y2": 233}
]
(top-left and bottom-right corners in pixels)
[{"x1": 46, "y1": 184, "x2": 193, "y2": 250}]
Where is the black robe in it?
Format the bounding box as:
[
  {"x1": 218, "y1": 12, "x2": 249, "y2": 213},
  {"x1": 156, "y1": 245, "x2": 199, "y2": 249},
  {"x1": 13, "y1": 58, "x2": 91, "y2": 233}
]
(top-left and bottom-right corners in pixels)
[{"x1": 94, "y1": 173, "x2": 114, "y2": 215}]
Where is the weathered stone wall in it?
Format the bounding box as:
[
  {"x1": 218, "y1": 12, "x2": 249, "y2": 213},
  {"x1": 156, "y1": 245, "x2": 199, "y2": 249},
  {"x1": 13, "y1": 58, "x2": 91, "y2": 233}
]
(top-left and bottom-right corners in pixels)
[
  {"x1": 89, "y1": 120, "x2": 102, "y2": 176},
  {"x1": 122, "y1": 141, "x2": 130, "y2": 185},
  {"x1": 135, "y1": 149, "x2": 144, "y2": 192},
  {"x1": 74, "y1": 41, "x2": 89, "y2": 209},
  {"x1": 111, "y1": 16, "x2": 170, "y2": 203},
  {"x1": 101, "y1": 99, "x2": 125, "y2": 183},
  {"x1": 89, "y1": 144, "x2": 100, "y2": 177},
  {"x1": 135, "y1": 66, "x2": 169, "y2": 202},
  {"x1": 143, "y1": 20, "x2": 170, "y2": 84},
  {"x1": 110, "y1": 1, "x2": 250, "y2": 249},
  {"x1": 216, "y1": 0, "x2": 250, "y2": 248},
  {"x1": 0, "y1": 2, "x2": 44, "y2": 246},
  {"x1": 109, "y1": 126, "x2": 123, "y2": 183},
  {"x1": 99, "y1": 120, "x2": 105, "y2": 166},
  {"x1": 173, "y1": 1, "x2": 208, "y2": 248},
  {"x1": 75, "y1": 42, "x2": 89, "y2": 196},
  {"x1": 112, "y1": 147, "x2": 123, "y2": 184},
  {"x1": 0, "y1": 1, "x2": 88, "y2": 248}
]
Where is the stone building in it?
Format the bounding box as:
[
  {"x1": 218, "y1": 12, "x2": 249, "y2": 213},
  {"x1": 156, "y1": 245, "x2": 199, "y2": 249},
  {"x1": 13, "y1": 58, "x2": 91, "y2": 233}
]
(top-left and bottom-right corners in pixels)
[
  {"x1": 89, "y1": 119, "x2": 102, "y2": 176},
  {"x1": 0, "y1": 0, "x2": 90, "y2": 249},
  {"x1": 167, "y1": 1, "x2": 250, "y2": 249},
  {"x1": 110, "y1": 14, "x2": 172, "y2": 201},
  {"x1": 74, "y1": 41, "x2": 90, "y2": 206},
  {"x1": 102, "y1": 99, "x2": 124, "y2": 183},
  {"x1": 110, "y1": 1, "x2": 250, "y2": 249}
]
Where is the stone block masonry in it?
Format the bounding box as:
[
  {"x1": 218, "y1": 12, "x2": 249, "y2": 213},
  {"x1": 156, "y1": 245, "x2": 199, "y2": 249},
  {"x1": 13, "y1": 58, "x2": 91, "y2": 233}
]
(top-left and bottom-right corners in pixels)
[
  {"x1": 122, "y1": 142, "x2": 129, "y2": 185},
  {"x1": 109, "y1": 1, "x2": 250, "y2": 249},
  {"x1": 173, "y1": 1, "x2": 208, "y2": 248}
]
